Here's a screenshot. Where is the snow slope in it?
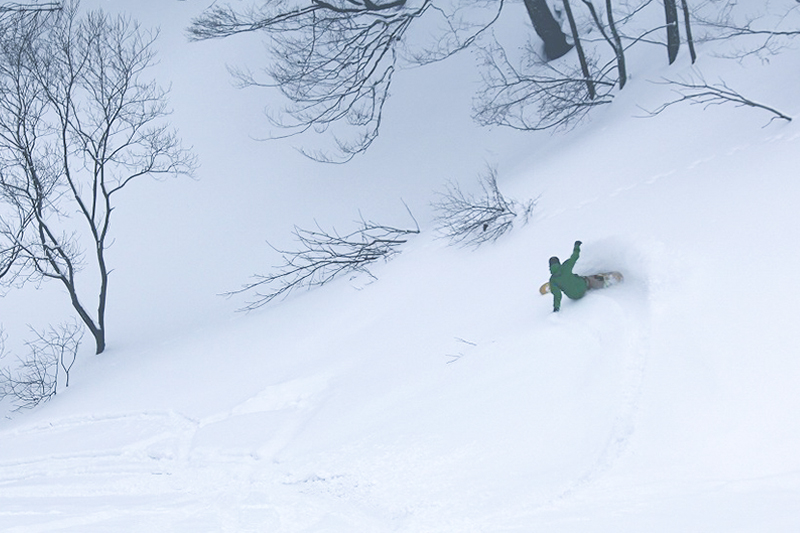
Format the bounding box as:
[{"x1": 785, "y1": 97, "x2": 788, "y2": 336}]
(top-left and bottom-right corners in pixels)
[{"x1": 2, "y1": 1, "x2": 800, "y2": 531}]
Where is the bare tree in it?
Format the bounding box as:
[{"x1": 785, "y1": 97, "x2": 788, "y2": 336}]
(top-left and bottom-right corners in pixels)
[
  {"x1": 0, "y1": 1, "x2": 196, "y2": 354},
  {"x1": 579, "y1": 0, "x2": 627, "y2": 89},
  {"x1": 432, "y1": 166, "x2": 535, "y2": 248},
  {"x1": 472, "y1": 0, "x2": 657, "y2": 131},
  {"x1": 227, "y1": 207, "x2": 420, "y2": 310},
  {"x1": 472, "y1": 0, "x2": 703, "y2": 130},
  {"x1": 187, "y1": 0, "x2": 610, "y2": 161},
  {"x1": 187, "y1": 1, "x2": 798, "y2": 155}
]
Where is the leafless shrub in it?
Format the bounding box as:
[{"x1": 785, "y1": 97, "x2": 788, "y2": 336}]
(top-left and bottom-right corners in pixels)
[
  {"x1": 642, "y1": 73, "x2": 792, "y2": 124},
  {"x1": 433, "y1": 167, "x2": 535, "y2": 248},
  {"x1": 0, "y1": 320, "x2": 83, "y2": 411},
  {"x1": 228, "y1": 206, "x2": 420, "y2": 311},
  {"x1": 0, "y1": 352, "x2": 58, "y2": 411}
]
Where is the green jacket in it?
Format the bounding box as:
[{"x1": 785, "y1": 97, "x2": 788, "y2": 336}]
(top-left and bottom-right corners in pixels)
[{"x1": 549, "y1": 242, "x2": 587, "y2": 312}]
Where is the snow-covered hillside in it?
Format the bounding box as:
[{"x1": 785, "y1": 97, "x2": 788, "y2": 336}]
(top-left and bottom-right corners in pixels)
[{"x1": 2, "y1": 1, "x2": 800, "y2": 531}]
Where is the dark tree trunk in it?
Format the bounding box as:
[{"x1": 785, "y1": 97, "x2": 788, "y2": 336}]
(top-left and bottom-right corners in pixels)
[
  {"x1": 664, "y1": 0, "x2": 680, "y2": 64},
  {"x1": 523, "y1": 0, "x2": 573, "y2": 60},
  {"x1": 580, "y1": 0, "x2": 626, "y2": 89},
  {"x1": 680, "y1": 0, "x2": 697, "y2": 63},
  {"x1": 605, "y1": 0, "x2": 627, "y2": 88},
  {"x1": 561, "y1": 0, "x2": 594, "y2": 98},
  {"x1": 95, "y1": 252, "x2": 108, "y2": 354},
  {"x1": 61, "y1": 277, "x2": 106, "y2": 354}
]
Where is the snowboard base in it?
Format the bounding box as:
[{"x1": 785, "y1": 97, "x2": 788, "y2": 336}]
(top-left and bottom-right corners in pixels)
[{"x1": 540, "y1": 271, "x2": 623, "y2": 295}]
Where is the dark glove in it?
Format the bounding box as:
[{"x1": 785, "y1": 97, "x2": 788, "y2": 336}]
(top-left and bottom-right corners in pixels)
[{"x1": 575, "y1": 240, "x2": 582, "y2": 247}]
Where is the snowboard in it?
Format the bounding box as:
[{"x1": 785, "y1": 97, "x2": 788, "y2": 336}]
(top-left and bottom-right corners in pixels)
[{"x1": 539, "y1": 271, "x2": 624, "y2": 295}]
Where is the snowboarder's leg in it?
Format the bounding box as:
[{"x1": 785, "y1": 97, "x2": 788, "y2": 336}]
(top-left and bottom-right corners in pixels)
[{"x1": 584, "y1": 275, "x2": 606, "y2": 290}]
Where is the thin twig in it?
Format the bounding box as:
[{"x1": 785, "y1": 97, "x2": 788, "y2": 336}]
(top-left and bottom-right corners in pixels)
[{"x1": 641, "y1": 74, "x2": 792, "y2": 124}]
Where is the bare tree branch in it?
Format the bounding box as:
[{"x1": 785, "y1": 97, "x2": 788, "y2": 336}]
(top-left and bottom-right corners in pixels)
[
  {"x1": 690, "y1": 3, "x2": 800, "y2": 59},
  {"x1": 188, "y1": 1, "x2": 506, "y2": 162},
  {"x1": 0, "y1": 2, "x2": 60, "y2": 16},
  {"x1": 472, "y1": 37, "x2": 615, "y2": 132},
  {"x1": 227, "y1": 204, "x2": 420, "y2": 310},
  {"x1": 641, "y1": 74, "x2": 792, "y2": 124}
]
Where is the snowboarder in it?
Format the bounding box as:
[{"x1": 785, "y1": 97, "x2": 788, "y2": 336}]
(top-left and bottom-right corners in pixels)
[{"x1": 547, "y1": 240, "x2": 618, "y2": 312}]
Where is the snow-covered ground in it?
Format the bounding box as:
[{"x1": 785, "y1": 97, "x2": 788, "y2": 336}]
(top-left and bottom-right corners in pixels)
[{"x1": 2, "y1": 1, "x2": 800, "y2": 531}]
